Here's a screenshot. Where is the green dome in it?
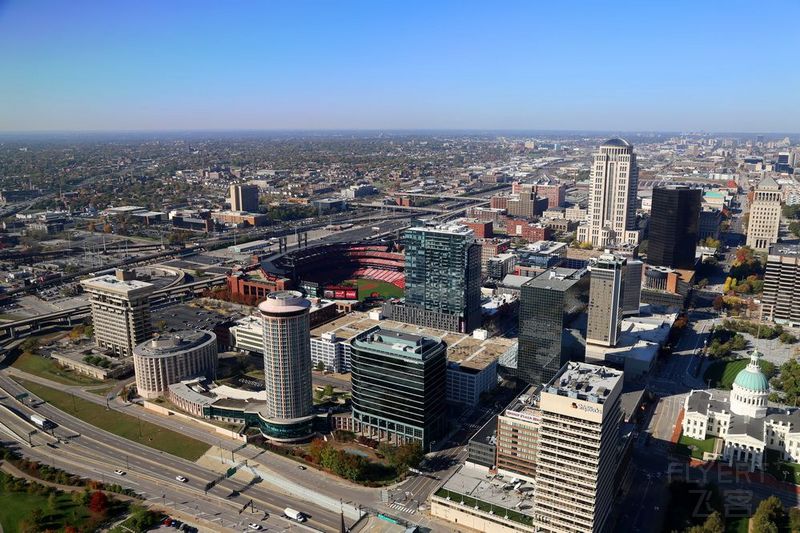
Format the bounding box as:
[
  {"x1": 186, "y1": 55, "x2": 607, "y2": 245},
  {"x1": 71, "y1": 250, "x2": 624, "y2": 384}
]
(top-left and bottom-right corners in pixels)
[{"x1": 733, "y1": 366, "x2": 769, "y2": 392}]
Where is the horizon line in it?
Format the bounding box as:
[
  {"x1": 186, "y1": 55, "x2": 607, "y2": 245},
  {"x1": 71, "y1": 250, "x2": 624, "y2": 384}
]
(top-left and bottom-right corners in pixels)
[{"x1": 0, "y1": 127, "x2": 798, "y2": 136}]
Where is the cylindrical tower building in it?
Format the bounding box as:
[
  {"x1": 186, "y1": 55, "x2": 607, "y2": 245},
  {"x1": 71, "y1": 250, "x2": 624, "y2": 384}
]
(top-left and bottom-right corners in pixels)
[
  {"x1": 132, "y1": 330, "x2": 218, "y2": 399},
  {"x1": 257, "y1": 291, "x2": 314, "y2": 441}
]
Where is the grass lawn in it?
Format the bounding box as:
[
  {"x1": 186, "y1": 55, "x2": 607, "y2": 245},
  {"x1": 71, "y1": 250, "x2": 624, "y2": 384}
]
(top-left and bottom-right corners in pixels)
[
  {"x1": 703, "y1": 358, "x2": 749, "y2": 390},
  {"x1": 356, "y1": 278, "x2": 403, "y2": 301},
  {"x1": 11, "y1": 351, "x2": 105, "y2": 386},
  {"x1": 725, "y1": 516, "x2": 749, "y2": 533},
  {"x1": 86, "y1": 384, "x2": 118, "y2": 397},
  {"x1": 676, "y1": 433, "x2": 717, "y2": 459},
  {"x1": 0, "y1": 490, "x2": 92, "y2": 533},
  {"x1": 14, "y1": 378, "x2": 210, "y2": 461}
]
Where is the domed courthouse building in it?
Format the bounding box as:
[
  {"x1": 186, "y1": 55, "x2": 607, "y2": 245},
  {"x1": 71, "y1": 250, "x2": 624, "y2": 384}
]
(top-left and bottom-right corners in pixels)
[{"x1": 682, "y1": 350, "x2": 800, "y2": 471}]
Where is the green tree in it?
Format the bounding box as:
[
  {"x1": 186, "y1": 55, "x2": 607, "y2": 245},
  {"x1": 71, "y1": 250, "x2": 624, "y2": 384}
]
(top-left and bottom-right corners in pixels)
[
  {"x1": 750, "y1": 495, "x2": 784, "y2": 533},
  {"x1": 314, "y1": 361, "x2": 325, "y2": 372},
  {"x1": 773, "y1": 359, "x2": 800, "y2": 406},
  {"x1": 48, "y1": 491, "x2": 58, "y2": 511},
  {"x1": 729, "y1": 246, "x2": 763, "y2": 280},
  {"x1": 783, "y1": 204, "x2": 800, "y2": 219},
  {"x1": 685, "y1": 511, "x2": 724, "y2": 533},
  {"x1": 30, "y1": 508, "x2": 44, "y2": 529},
  {"x1": 322, "y1": 384, "x2": 334, "y2": 397},
  {"x1": 788, "y1": 507, "x2": 800, "y2": 532}
]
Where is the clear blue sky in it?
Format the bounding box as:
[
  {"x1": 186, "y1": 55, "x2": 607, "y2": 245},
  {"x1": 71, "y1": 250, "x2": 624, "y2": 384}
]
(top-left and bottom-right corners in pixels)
[{"x1": 1, "y1": 0, "x2": 798, "y2": 132}]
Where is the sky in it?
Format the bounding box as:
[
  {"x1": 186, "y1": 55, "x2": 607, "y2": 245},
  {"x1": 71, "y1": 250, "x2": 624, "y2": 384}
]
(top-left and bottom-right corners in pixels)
[{"x1": 1, "y1": 0, "x2": 798, "y2": 133}]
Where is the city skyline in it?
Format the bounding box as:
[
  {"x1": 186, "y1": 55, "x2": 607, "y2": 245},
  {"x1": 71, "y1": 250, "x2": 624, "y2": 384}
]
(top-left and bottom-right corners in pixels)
[{"x1": 2, "y1": 0, "x2": 799, "y2": 133}]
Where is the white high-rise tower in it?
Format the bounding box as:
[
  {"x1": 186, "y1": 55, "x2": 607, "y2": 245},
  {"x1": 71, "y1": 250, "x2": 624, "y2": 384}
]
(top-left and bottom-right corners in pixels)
[
  {"x1": 258, "y1": 291, "x2": 314, "y2": 442},
  {"x1": 577, "y1": 138, "x2": 640, "y2": 248}
]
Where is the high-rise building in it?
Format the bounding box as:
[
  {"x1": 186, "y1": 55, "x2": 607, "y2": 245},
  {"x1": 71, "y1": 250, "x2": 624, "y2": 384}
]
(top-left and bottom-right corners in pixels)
[
  {"x1": 534, "y1": 182, "x2": 567, "y2": 209},
  {"x1": 350, "y1": 326, "x2": 447, "y2": 450},
  {"x1": 533, "y1": 363, "x2": 625, "y2": 533},
  {"x1": 746, "y1": 177, "x2": 783, "y2": 251},
  {"x1": 133, "y1": 330, "x2": 218, "y2": 399},
  {"x1": 517, "y1": 268, "x2": 589, "y2": 386},
  {"x1": 776, "y1": 152, "x2": 795, "y2": 173},
  {"x1": 622, "y1": 259, "x2": 643, "y2": 316},
  {"x1": 648, "y1": 186, "x2": 701, "y2": 269},
  {"x1": 384, "y1": 222, "x2": 481, "y2": 333},
  {"x1": 80, "y1": 270, "x2": 155, "y2": 357},
  {"x1": 762, "y1": 245, "x2": 800, "y2": 326},
  {"x1": 258, "y1": 291, "x2": 314, "y2": 441},
  {"x1": 507, "y1": 183, "x2": 548, "y2": 219},
  {"x1": 587, "y1": 254, "x2": 626, "y2": 347},
  {"x1": 496, "y1": 387, "x2": 542, "y2": 484},
  {"x1": 577, "y1": 139, "x2": 640, "y2": 247},
  {"x1": 230, "y1": 183, "x2": 260, "y2": 213}
]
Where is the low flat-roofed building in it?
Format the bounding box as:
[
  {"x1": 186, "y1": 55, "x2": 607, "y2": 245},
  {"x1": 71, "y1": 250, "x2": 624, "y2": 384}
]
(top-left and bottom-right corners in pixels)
[
  {"x1": 312, "y1": 309, "x2": 512, "y2": 400},
  {"x1": 132, "y1": 211, "x2": 167, "y2": 225},
  {"x1": 228, "y1": 239, "x2": 275, "y2": 254},
  {"x1": 227, "y1": 268, "x2": 291, "y2": 302},
  {"x1": 230, "y1": 315, "x2": 264, "y2": 354},
  {"x1": 104, "y1": 205, "x2": 147, "y2": 217},
  {"x1": 584, "y1": 311, "x2": 676, "y2": 382},
  {"x1": 211, "y1": 210, "x2": 269, "y2": 227},
  {"x1": 430, "y1": 463, "x2": 536, "y2": 533},
  {"x1": 310, "y1": 331, "x2": 352, "y2": 373},
  {"x1": 167, "y1": 378, "x2": 216, "y2": 417},
  {"x1": 467, "y1": 415, "x2": 498, "y2": 470}
]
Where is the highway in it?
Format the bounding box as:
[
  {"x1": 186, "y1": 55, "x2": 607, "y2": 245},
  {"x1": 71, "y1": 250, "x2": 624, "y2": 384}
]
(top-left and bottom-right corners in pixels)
[
  {"x1": 0, "y1": 372, "x2": 349, "y2": 532},
  {"x1": 0, "y1": 275, "x2": 228, "y2": 341},
  {"x1": 1, "y1": 362, "x2": 470, "y2": 531}
]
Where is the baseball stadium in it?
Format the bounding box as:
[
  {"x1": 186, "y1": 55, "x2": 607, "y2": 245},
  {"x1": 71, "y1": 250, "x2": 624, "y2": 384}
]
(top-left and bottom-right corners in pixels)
[{"x1": 266, "y1": 241, "x2": 405, "y2": 301}]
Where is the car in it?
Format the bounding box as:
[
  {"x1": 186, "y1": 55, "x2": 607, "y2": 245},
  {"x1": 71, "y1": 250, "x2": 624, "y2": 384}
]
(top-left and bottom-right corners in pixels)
[
  {"x1": 114, "y1": 469, "x2": 126, "y2": 476},
  {"x1": 248, "y1": 524, "x2": 263, "y2": 531},
  {"x1": 175, "y1": 475, "x2": 188, "y2": 483},
  {"x1": 297, "y1": 465, "x2": 306, "y2": 470}
]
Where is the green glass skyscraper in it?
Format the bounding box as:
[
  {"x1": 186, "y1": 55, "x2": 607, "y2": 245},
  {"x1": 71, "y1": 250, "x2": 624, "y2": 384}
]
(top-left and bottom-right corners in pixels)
[{"x1": 385, "y1": 221, "x2": 481, "y2": 333}]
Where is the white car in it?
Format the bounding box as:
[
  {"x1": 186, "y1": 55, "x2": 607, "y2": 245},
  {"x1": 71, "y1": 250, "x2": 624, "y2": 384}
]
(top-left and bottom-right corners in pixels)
[
  {"x1": 114, "y1": 469, "x2": 126, "y2": 476},
  {"x1": 175, "y1": 475, "x2": 188, "y2": 483},
  {"x1": 248, "y1": 524, "x2": 262, "y2": 531}
]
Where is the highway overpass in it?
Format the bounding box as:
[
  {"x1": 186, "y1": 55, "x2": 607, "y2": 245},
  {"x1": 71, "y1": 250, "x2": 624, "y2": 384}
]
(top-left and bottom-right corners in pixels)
[{"x1": 0, "y1": 275, "x2": 227, "y2": 341}]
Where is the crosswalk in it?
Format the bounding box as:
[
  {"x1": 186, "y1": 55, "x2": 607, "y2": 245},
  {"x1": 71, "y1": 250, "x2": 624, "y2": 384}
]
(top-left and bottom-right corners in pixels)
[{"x1": 389, "y1": 502, "x2": 416, "y2": 515}]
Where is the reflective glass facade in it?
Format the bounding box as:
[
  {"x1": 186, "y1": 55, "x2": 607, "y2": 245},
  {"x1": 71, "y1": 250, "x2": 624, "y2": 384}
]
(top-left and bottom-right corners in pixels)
[
  {"x1": 517, "y1": 269, "x2": 589, "y2": 386},
  {"x1": 648, "y1": 186, "x2": 701, "y2": 269},
  {"x1": 403, "y1": 223, "x2": 481, "y2": 332},
  {"x1": 350, "y1": 327, "x2": 447, "y2": 449}
]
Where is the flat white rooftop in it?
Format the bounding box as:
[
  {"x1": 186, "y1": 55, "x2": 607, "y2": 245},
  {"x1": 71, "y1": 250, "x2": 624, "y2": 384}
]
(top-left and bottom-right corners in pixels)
[{"x1": 80, "y1": 274, "x2": 154, "y2": 294}]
